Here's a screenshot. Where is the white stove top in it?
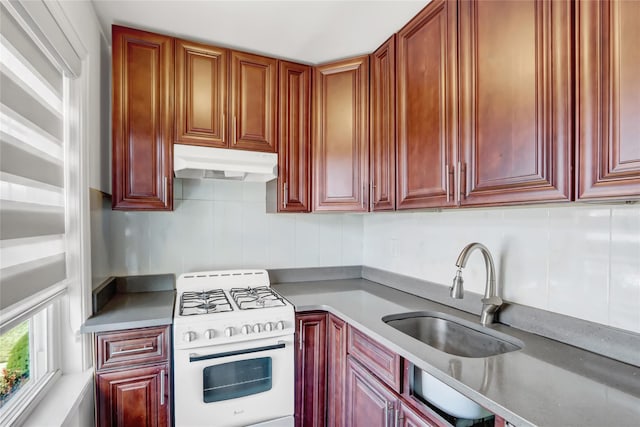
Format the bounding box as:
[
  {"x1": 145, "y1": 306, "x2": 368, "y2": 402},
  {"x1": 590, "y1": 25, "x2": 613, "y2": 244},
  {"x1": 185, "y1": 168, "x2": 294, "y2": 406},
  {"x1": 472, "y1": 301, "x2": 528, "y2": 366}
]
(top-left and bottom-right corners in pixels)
[{"x1": 173, "y1": 269, "x2": 294, "y2": 350}]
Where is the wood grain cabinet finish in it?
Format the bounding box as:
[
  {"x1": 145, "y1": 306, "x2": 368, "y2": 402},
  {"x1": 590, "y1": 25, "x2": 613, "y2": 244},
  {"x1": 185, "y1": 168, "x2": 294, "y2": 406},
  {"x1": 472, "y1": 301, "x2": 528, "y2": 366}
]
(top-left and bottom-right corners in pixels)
[
  {"x1": 96, "y1": 363, "x2": 169, "y2": 427},
  {"x1": 230, "y1": 51, "x2": 277, "y2": 152},
  {"x1": 345, "y1": 355, "x2": 397, "y2": 427},
  {"x1": 396, "y1": 0, "x2": 458, "y2": 209},
  {"x1": 277, "y1": 61, "x2": 312, "y2": 212},
  {"x1": 95, "y1": 326, "x2": 171, "y2": 427},
  {"x1": 327, "y1": 314, "x2": 347, "y2": 427},
  {"x1": 348, "y1": 325, "x2": 402, "y2": 392},
  {"x1": 112, "y1": 26, "x2": 173, "y2": 210},
  {"x1": 175, "y1": 39, "x2": 228, "y2": 148},
  {"x1": 457, "y1": 0, "x2": 573, "y2": 206},
  {"x1": 295, "y1": 312, "x2": 327, "y2": 427},
  {"x1": 397, "y1": 401, "x2": 437, "y2": 427},
  {"x1": 576, "y1": 0, "x2": 640, "y2": 200},
  {"x1": 313, "y1": 56, "x2": 370, "y2": 211},
  {"x1": 370, "y1": 35, "x2": 397, "y2": 211}
]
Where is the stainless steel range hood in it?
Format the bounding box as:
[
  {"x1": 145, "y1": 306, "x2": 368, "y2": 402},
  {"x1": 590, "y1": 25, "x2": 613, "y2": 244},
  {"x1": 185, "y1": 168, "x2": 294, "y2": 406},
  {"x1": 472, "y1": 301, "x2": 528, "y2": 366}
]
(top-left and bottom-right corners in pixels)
[{"x1": 174, "y1": 144, "x2": 277, "y2": 182}]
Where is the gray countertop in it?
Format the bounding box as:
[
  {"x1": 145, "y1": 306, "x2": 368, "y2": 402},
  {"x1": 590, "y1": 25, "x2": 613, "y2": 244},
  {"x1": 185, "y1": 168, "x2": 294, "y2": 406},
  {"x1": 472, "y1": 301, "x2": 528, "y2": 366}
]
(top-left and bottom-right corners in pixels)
[
  {"x1": 273, "y1": 279, "x2": 640, "y2": 427},
  {"x1": 81, "y1": 290, "x2": 175, "y2": 333}
]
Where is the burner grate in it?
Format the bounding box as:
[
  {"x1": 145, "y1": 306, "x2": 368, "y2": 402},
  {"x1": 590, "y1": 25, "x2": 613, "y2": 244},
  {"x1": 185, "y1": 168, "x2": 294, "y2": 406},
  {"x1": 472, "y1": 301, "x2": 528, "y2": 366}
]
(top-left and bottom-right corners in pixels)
[
  {"x1": 229, "y1": 286, "x2": 287, "y2": 310},
  {"x1": 180, "y1": 289, "x2": 233, "y2": 316}
]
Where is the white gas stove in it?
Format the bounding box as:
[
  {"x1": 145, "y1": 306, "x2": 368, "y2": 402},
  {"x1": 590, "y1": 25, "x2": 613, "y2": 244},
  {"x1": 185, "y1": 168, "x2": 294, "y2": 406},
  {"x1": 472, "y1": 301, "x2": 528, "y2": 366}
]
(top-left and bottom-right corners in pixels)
[{"x1": 173, "y1": 269, "x2": 295, "y2": 427}]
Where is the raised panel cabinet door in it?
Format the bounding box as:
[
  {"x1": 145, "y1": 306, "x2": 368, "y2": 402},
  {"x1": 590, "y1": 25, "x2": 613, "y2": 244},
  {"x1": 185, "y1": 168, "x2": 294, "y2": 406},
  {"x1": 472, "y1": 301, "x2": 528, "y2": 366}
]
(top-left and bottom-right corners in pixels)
[
  {"x1": 278, "y1": 61, "x2": 311, "y2": 212},
  {"x1": 327, "y1": 314, "x2": 347, "y2": 427},
  {"x1": 398, "y1": 401, "x2": 437, "y2": 427},
  {"x1": 96, "y1": 363, "x2": 170, "y2": 427},
  {"x1": 313, "y1": 56, "x2": 369, "y2": 212},
  {"x1": 112, "y1": 26, "x2": 173, "y2": 210},
  {"x1": 370, "y1": 35, "x2": 396, "y2": 211},
  {"x1": 345, "y1": 356, "x2": 396, "y2": 427},
  {"x1": 230, "y1": 51, "x2": 277, "y2": 152},
  {"x1": 175, "y1": 39, "x2": 228, "y2": 147},
  {"x1": 458, "y1": 0, "x2": 572, "y2": 206},
  {"x1": 396, "y1": 0, "x2": 458, "y2": 209},
  {"x1": 576, "y1": 0, "x2": 640, "y2": 200},
  {"x1": 295, "y1": 312, "x2": 327, "y2": 427}
]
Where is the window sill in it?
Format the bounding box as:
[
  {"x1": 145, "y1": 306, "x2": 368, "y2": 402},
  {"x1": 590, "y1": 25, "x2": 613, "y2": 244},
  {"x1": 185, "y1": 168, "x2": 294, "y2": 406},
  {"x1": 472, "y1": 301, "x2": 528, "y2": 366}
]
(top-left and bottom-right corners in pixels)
[{"x1": 23, "y1": 369, "x2": 93, "y2": 427}]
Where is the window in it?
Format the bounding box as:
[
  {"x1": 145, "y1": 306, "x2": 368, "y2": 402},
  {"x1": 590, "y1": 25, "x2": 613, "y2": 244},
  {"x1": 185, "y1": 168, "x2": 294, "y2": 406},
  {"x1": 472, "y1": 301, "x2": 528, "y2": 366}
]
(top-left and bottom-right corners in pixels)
[{"x1": 0, "y1": 1, "x2": 85, "y2": 424}]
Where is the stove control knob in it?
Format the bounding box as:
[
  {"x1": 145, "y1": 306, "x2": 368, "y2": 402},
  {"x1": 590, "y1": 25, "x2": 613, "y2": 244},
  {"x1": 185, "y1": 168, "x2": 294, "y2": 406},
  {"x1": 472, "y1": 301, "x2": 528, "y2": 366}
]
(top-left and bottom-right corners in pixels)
[
  {"x1": 204, "y1": 329, "x2": 215, "y2": 340},
  {"x1": 275, "y1": 321, "x2": 285, "y2": 330},
  {"x1": 183, "y1": 331, "x2": 196, "y2": 342},
  {"x1": 224, "y1": 327, "x2": 235, "y2": 337},
  {"x1": 241, "y1": 324, "x2": 251, "y2": 335},
  {"x1": 264, "y1": 322, "x2": 274, "y2": 332},
  {"x1": 252, "y1": 323, "x2": 262, "y2": 333}
]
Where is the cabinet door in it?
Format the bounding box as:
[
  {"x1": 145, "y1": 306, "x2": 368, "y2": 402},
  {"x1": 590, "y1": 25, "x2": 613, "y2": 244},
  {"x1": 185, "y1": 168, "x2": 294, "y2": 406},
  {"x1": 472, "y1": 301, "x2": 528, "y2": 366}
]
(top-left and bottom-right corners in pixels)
[
  {"x1": 230, "y1": 51, "x2": 277, "y2": 152},
  {"x1": 370, "y1": 35, "x2": 396, "y2": 211},
  {"x1": 96, "y1": 363, "x2": 170, "y2": 427},
  {"x1": 327, "y1": 314, "x2": 347, "y2": 427},
  {"x1": 576, "y1": 0, "x2": 640, "y2": 200},
  {"x1": 313, "y1": 56, "x2": 369, "y2": 211},
  {"x1": 112, "y1": 26, "x2": 173, "y2": 210},
  {"x1": 397, "y1": 401, "x2": 437, "y2": 427},
  {"x1": 345, "y1": 355, "x2": 396, "y2": 427},
  {"x1": 175, "y1": 39, "x2": 228, "y2": 148},
  {"x1": 396, "y1": 0, "x2": 457, "y2": 209},
  {"x1": 458, "y1": 0, "x2": 572, "y2": 206},
  {"x1": 295, "y1": 312, "x2": 327, "y2": 427},
  {"x1": 278, "y1": 61, "x2": 311, "y2": 212}
]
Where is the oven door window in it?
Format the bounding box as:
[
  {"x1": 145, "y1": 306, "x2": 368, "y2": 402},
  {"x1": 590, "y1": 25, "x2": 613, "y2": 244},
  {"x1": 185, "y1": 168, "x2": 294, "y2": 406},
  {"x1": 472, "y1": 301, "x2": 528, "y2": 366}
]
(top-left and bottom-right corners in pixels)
[{"x1": 202, "y1": 357, "x2": 272, "y2": 403}]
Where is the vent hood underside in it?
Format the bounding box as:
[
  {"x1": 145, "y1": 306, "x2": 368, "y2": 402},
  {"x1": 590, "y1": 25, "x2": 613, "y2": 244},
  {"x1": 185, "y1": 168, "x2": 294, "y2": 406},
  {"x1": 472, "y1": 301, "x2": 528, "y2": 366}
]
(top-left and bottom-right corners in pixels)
[{"x1": 174, "y1": 144, "x2": 278, "y2": 182}]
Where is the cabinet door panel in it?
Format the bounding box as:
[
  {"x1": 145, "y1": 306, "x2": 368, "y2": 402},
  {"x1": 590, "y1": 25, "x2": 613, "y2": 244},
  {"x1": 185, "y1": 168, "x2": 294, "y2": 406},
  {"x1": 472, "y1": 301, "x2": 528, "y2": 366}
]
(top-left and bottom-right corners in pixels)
[
  {"x1": 327, "y1": 314, "x2": 347, "y2": 427},
  {"x1": 112, "y1": 26, "x2": 172, "y2": 210},
  {"x1": 278, "y1": 61, "x2": 311, "y2": 212},
  {"x1": 370, "y1": 35, "x2": 396, "y2": 211},
  {"x1": 313, "y1": 56, "x2": 369, "y2": 211},
  {"x1": 231, "y1": 51, "x2": 277, "y2": 152},
  {"x1": 396, "y1": 0, "x2": 457, "y2": 209},
  {"x1": 295, "y1": 313, "x2": 327, "y2": 427},
  {"x1": 175, "y1": 39, "x2": 227, "y2": 147},
  {"x1": 97, "y1": 364, "x2": 169, "y2": 427},
  {"x1": 577, "y1": 0, "x2": 640, "y2": 200},
  {"x1": 345, "y1": 356, "x2": 396, "y2": 427},
  {"x1": 458, "y1": 0, "x2": 572, "y2": 206}
]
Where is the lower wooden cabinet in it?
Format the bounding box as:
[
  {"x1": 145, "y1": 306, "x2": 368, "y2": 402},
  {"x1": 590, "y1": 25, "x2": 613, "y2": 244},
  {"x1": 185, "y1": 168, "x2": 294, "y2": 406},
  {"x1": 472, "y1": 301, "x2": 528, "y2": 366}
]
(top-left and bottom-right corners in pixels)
[
  {"x1": 94, "y1": 325, "x2": 171, "y2": 427},
  {"x1": 345, "y1": 355, "x2": 397, "y2": 427},
  {"x1": 327, "y1": 314, "x2": 347, "y2": 427},
  {"x1": 295, "y1": 312, "x2": 327, "y2": 427},
  {"x1": 96, "y1": 363, "x2": 169, "y2": 427},
  {"x1": 398, "y1": 401, "x2": 436, "y2": 427}
]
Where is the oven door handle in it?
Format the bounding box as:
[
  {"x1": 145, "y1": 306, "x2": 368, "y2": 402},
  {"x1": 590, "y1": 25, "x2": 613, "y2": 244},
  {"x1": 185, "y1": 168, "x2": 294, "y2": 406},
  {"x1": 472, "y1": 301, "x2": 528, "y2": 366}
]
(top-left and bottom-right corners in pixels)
[{"x1": 189, "y1": 342, "x2": 288, "y2": 362}]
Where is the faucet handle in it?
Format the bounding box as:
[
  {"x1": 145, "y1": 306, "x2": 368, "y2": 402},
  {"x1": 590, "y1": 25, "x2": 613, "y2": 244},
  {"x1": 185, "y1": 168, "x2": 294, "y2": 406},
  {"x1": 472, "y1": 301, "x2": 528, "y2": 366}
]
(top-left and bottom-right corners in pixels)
[{"x1": 481, "y1": 295, "x2": 503, "y2": 306}]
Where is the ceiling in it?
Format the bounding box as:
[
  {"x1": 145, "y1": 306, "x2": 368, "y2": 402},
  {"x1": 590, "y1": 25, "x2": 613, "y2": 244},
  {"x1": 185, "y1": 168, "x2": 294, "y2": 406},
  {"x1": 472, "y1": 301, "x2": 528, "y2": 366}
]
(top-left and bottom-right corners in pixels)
[{"x1": 90, "y1": 0, "x2": 429, "y2": 64}]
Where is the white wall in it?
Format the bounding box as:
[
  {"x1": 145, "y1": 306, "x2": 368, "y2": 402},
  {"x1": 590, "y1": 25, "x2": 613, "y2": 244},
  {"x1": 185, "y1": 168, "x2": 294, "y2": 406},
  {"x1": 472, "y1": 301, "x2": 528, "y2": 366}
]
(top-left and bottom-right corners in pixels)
[
  {"x1": 363, "y1": 204, "x2": 640, "y2": 334},
  {"x1": 108, "y1": 179, "x2": 364, "y2": 277}
]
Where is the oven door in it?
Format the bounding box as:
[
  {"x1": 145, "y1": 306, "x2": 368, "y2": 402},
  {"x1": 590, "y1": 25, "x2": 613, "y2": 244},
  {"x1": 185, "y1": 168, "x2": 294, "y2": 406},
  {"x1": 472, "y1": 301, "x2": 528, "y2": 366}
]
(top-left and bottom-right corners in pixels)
[{"x1": 174, "y1": 335, "x2": 295, "y2": 427}]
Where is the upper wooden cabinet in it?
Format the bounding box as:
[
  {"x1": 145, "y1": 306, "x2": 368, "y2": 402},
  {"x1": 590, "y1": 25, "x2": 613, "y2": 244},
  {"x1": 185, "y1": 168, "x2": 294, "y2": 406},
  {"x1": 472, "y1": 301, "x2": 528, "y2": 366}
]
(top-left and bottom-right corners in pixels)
[
  {"x1": 112, "y1": 26, "x2": 173, "y2": 210},
  {"x1": 396, "y1": 0, "x2": 457, "y2": 209},
  {"x1": 370, "y1": 35, "x2": 397, "y2": 211},
  {"x1": 175, "y1": 39, "x2": 228, "y2": 148},
  {"x1": 457, "y1": 0, "x2": 573, "y2": 206},
  {"x1": 277, "y1": 61, "x2": 312, "y2": 212},
  {"x1": 230, "y1": 51, "x2": 278, "y2": 152},
  {"x1": 576, "y1": 0, "x2": 640, "y2": 201},
  {"x1": 313, "y1": 56, "x2": 370, "y2": 212}
]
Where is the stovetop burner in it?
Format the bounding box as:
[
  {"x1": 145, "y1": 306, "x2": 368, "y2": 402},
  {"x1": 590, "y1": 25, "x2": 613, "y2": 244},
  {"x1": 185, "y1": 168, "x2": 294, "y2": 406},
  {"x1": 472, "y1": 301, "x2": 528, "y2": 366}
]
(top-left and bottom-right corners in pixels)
[
  {"x1": 180, "y1": 289, "x2": 233, "y2": 316},
  {"x1": 229, "y1": 286, "x2": 287, "y2": 310}
]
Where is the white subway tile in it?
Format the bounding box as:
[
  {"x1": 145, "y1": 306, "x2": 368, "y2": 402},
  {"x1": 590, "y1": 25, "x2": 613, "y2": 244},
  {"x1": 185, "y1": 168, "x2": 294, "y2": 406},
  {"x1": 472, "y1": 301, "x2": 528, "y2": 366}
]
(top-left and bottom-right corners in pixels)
[
  {"x1": 243, "y1": 182, "x2": 266, "y2": 202},
  {"x1": 318, "y1": 215, "x2": 343, "y2": 266},
  {"x1": 182, "y1": 178, "x2": 216, "y2": 200},
  {"x1": 266, "y1": 214, "x2": 296, "y2": 268},
  {"x1": 213, "y1": 180, "x2": 244, "y2": 201},
  {"x1": 241, "y1": 202, "x2": 269, "y2": 268},
  {"x1": 294, "y1": 214, "x2": 320, "y2": 267},
  {"x1": 211, "y1": 201, "x2": 244, "y2": 269},
  {"x1": 342, "y1": 215, "x2": 364, "y2": 265}
]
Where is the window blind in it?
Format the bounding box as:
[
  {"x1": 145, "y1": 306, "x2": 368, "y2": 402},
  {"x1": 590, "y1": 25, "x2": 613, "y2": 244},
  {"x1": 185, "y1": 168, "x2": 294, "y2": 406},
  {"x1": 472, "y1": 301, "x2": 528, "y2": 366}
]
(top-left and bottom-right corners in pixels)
[{"x1": 0, "y1": 2, "x2": 67, "y2": 313}]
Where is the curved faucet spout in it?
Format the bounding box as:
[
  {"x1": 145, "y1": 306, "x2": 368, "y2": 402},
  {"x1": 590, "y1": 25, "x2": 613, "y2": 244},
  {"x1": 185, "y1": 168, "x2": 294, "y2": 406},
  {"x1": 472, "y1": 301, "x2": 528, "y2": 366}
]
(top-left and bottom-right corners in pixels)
[{"x1": 451, "y1": 242, "x2": 503, "y2": 326}]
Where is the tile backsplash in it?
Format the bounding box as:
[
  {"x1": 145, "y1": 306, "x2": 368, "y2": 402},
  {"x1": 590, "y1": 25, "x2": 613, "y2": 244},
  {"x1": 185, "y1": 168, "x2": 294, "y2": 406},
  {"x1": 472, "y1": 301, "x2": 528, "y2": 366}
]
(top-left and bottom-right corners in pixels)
[
  {"x1": 105, "y1": 179, "x2": 363, "y2": 278},
  {"x1": 363, "y1": 204, "x2": 640, "y2": 334},
  {"x1": 93, "y1": 180, "x2": 640, "y2": 334}
]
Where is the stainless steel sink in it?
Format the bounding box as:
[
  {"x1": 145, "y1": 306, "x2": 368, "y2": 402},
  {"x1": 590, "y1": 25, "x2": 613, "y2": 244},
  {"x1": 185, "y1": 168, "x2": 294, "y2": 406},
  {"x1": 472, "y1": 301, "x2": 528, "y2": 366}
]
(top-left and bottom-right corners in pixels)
[{"x1": 383, "y1": 311, "x2": 523, "y2": 358}]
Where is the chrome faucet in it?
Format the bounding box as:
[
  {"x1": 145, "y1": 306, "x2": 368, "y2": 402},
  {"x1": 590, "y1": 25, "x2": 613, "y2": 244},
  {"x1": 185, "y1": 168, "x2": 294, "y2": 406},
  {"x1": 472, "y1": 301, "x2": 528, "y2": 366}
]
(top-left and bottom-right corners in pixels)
[{"x1": 450, "y1": 242, "x2": 503, "y2": 326}]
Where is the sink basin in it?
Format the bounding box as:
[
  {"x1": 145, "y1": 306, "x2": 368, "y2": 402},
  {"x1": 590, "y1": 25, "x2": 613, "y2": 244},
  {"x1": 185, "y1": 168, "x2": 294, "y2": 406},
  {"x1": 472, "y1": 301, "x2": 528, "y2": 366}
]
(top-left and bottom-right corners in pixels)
[{"x1": 382, "y1": 311, "x2": 523, "y2": 358}]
